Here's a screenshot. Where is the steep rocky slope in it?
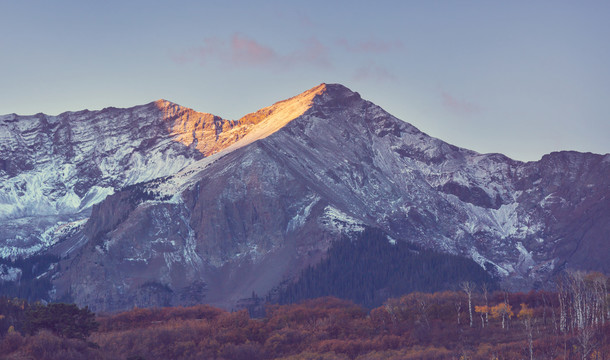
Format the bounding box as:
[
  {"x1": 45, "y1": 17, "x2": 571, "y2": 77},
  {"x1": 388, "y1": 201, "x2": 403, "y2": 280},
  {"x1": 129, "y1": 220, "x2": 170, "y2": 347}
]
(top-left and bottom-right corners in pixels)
[
  {"x1": 48, "y1": 84, "x2": 610, "y2": 311},
  {"x1": 0, "y1": 99, "x2": 280, "y2": 258},
  {"x1": 1, "y1": 84, "x2": 608, "y2": 311}
]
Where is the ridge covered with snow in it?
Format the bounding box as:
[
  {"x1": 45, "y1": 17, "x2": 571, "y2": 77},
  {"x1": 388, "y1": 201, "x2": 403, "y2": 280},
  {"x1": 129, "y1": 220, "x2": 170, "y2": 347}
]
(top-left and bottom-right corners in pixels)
[{"x1": 1, "y1": 83, "x2": 608, "y2": 311}]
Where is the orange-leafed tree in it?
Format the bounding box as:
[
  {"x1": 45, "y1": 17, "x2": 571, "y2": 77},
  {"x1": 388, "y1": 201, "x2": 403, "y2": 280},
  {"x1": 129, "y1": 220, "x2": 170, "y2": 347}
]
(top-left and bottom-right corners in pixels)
[
  {"x1": 474, "y1": 305, "x2": 489, "y2": 328},
  {"x1": 490, "y1": 303, "x2": 513, "y2": 329}
]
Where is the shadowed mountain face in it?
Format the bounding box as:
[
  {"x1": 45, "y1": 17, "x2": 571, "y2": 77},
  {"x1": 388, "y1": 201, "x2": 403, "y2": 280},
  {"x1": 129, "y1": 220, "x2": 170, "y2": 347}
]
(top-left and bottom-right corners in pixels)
[
  {"x1": 0, "y1": 91, "x2": 312, "y2": 258},
  {"x1": 1, "y1": 84, "x2": 608, "y2": 311}
]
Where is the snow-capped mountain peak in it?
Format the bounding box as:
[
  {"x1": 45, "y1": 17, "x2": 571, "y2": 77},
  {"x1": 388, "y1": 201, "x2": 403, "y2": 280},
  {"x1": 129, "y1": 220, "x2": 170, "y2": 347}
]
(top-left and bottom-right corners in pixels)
[{"x1": 1, "y1": 84, "x2": 608, "y2": 312}]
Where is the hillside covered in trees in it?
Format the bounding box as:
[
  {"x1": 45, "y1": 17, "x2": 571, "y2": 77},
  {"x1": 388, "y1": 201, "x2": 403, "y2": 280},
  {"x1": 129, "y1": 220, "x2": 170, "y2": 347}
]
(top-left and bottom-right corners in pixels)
[
  {"x1": 275, "y1": 228, "x2": 497, "y2": 308},
  {"x1": 1, "y1": 271, "x2": 609, "y2": 360},
  {"x1": 0, "y1": 254, "x2": 59, "y2": 302}
]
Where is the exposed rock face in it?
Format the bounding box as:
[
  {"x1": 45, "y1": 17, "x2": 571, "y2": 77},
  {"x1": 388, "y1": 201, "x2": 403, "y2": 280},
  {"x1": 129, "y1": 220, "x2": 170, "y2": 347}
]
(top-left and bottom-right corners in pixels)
[
  {"x1": 0, "y1": 98, "x2": 275, "y2": 258},
  {"x1": 2, "y1": 84, "x2": 609, "y2": 312}
]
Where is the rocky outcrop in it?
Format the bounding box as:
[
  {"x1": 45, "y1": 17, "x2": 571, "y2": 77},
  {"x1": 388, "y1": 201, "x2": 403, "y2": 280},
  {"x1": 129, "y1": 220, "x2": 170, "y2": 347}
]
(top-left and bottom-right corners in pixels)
[
  {"x1": 0, "y1": 96, "x2": 295, "y2": 258},
  {"x1": 2, "y1": 84, "x2": 608, "y2": 311},
  {"x1": 44, "y1": 84, "x2": 610, "y2": 311}
]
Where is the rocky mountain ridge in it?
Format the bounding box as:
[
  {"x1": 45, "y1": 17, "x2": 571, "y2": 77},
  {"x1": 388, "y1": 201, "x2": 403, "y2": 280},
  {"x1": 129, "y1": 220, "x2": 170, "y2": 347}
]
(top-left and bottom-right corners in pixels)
[
  {"x1": 0, "y1": 89, "x2": 321, "y2": 258},
  {"x1": 1, "y1": 84, "x2": 608, "y2": 311}
]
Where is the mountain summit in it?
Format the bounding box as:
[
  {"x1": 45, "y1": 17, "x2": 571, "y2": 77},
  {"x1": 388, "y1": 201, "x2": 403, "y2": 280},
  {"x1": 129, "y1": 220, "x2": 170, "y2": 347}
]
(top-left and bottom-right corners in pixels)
[{"x1": 1, "y1": 84, "x2": 608, "y2": 311}]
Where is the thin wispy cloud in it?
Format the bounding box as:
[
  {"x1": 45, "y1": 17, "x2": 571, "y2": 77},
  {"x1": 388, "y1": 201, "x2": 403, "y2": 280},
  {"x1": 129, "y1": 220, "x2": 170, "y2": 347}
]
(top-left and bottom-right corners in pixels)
[
  {"x1": 173, "y1": 34, "x2": 331, "y2": 70},
  {"x1": 441, "y1": 91, "x2": 480, "y2": 116},
  {"x1": 230, "y1": 34, "x2": 277, "y2": 66},
  {"x1": 336, "y1": 38, "x2": 404, "y2": 54}
]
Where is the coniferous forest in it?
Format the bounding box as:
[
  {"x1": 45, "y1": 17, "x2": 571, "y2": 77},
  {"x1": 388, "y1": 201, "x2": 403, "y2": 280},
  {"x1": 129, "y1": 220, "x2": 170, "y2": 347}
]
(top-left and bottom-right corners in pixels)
[
  {"x1": 0, "y1": 255, "x2": 59, "y2": 302},
  {"x1": 276, "y1": 228, "x2": 497, "y2": 308},
  {"x1": 1, "y1": 270, "x2": 609, "y2": 360}
]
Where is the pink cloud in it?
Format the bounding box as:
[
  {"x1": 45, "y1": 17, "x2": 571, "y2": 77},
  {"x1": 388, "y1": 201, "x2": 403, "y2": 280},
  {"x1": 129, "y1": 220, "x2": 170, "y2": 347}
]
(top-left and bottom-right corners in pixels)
[
  {"x1": 441, "y1": 91, "x2": 480, "y2": 115},
  {"x1": 353, "y1": 63, "x2": 396, "y2": 82},
  {"x1": 230, "y1": 34, "x2": 277, "y2": 66},
  {"x1": 336, "y1": 38, "x2": 404, "y2": 54},
  {"x1": 172, "y1": 34, "x2": 330, "y2": 69}
]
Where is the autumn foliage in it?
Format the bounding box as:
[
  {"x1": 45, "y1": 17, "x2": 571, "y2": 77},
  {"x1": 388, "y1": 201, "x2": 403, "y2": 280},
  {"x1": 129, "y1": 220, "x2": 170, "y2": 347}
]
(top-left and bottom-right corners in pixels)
[{"x1": 1, "y1": 276, "x2": 609, "y2": 359}]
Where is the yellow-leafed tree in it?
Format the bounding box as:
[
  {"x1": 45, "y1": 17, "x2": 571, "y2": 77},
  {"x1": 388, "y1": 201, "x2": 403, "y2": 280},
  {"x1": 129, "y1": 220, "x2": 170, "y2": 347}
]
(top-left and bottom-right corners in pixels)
[
  {"x1": 490, "y1": 303, "x2": 513, "y2": 329},
  {"x1": 474, "y1": 305, "x2": 489, "y2": 328}
]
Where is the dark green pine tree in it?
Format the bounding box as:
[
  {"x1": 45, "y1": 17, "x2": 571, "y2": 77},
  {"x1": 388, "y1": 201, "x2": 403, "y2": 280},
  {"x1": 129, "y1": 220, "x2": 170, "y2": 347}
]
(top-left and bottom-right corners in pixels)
[
  {"x1": 25, "y1": 303, "x2": 99, "y2": 340},
  {"x1": 277, "y1": 227, "x2": 497, "y2": 308}
]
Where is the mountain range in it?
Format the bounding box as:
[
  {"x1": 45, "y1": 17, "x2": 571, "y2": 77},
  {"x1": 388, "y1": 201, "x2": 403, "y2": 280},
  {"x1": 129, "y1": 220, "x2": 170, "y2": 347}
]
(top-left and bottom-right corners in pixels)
[{"x1": 1, "y1": 84, "x2": 608, "y2": 312}]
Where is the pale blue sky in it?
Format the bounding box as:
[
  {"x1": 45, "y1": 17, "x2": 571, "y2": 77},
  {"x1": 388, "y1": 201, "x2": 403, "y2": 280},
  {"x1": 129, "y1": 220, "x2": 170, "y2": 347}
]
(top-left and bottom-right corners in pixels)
[{"x1": 1, "y1": 0, "x2": 609, "y2": 161}]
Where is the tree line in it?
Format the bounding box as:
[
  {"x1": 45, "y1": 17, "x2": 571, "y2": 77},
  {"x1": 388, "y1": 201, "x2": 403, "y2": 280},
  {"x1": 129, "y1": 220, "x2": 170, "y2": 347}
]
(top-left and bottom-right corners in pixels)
[
  {"x1": 1, "y1": 275, "x2": 608, "y2": 359},
  {"x1": 0, "y1": 254, "x2": 59, "y2": 302},
  {"x1": 275, "y1": 227, "x2": 497, "y2": 308}
]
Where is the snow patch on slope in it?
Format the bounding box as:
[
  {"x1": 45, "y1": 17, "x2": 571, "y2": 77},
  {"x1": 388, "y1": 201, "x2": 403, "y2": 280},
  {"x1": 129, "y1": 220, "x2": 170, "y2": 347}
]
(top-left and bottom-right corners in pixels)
[
  {"x1": 0, "y1": 217, "x2": 88, "y2": 259},
  {"x1": 0, "y1": 264, "x2": 22, "y2": 282},
  {"x1": 0, "y1": 161, "x2": 79, "y2": 220},
  {"x1": 441, "y1": 192, "x2": 541, "y2": 241},
  {"x1": 1, "y1": 239, "x2": 46, "y2": 259},
  {"x1": 469, "y1": 247, "x2": 510, "y2": 277},
  {"x1": 287, "y1": 195, "x2": 320, "y2": 232},
  {"x1": 516, "y1": 241, "x2": 535, "y2": 273},
  {"x1": 321, "y1": 206, "x2": 365, "y2": 234}
]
